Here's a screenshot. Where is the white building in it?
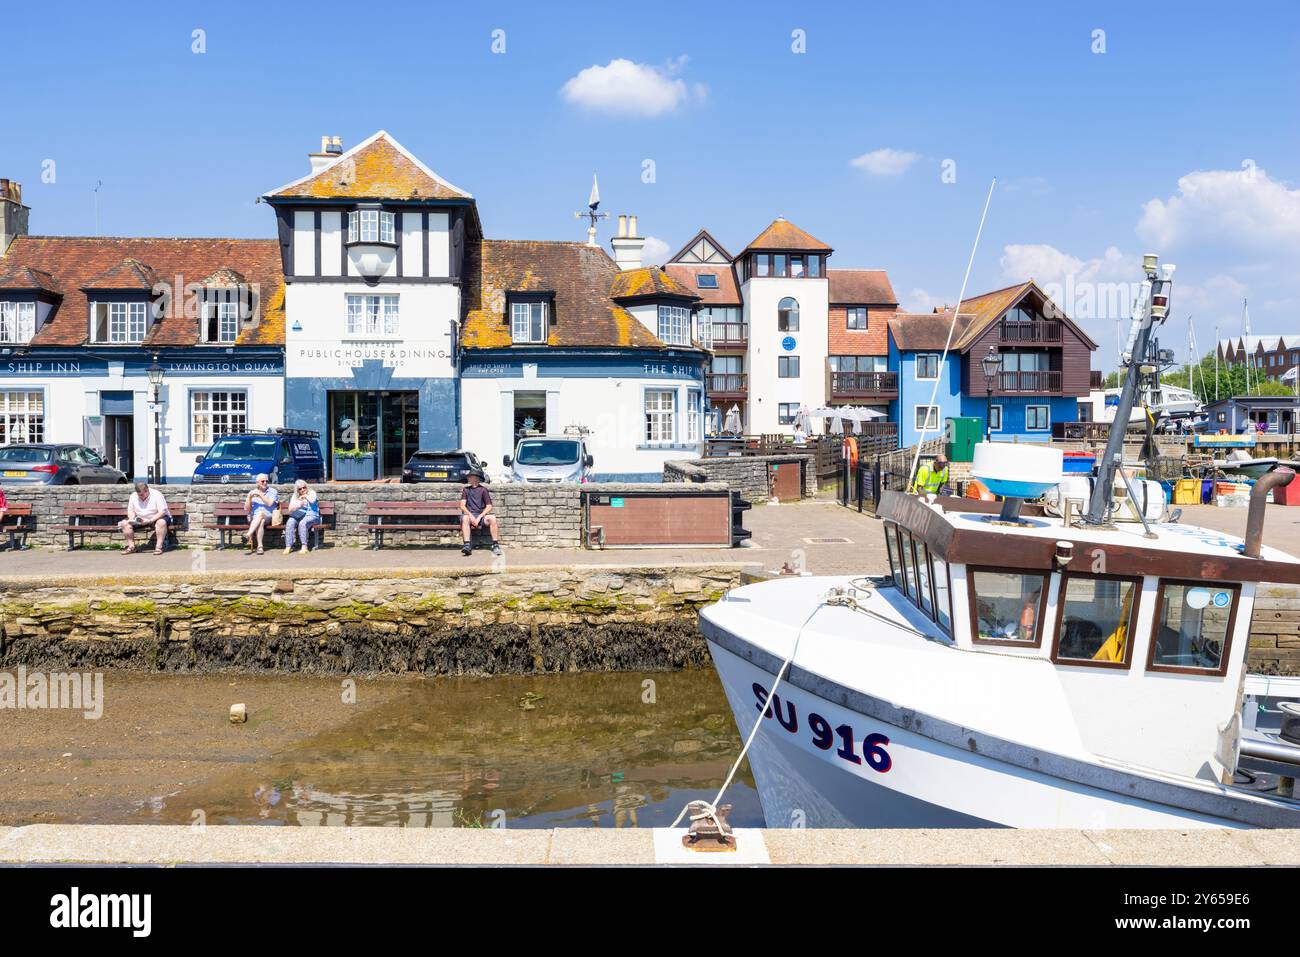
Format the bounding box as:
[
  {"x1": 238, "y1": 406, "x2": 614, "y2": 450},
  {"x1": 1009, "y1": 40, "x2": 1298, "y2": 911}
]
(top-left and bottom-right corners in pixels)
[
  {"x1": 263, "y1": 132, "x2": 477, "y2": 480},
  {"x1": 0, "y1": 176, "x2": 285, "y2": 482},
  {"x1": 459, "y1": 217, "x2": 709, "y2": 481}
]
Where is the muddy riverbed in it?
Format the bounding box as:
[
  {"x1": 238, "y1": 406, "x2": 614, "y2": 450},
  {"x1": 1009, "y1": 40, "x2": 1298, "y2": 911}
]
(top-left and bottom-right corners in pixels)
[{"x1": 0, "y1": 668, "x2": 760, "y2": 828}]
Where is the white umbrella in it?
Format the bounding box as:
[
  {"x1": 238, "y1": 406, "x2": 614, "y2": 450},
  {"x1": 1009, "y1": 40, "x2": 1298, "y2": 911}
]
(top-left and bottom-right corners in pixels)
[
  {"x1": 723, "y1": 405, "x2": 742, "y2": 435},
  {"x1": 793, "y1": 404, "x2": 811, "y2": 435}
]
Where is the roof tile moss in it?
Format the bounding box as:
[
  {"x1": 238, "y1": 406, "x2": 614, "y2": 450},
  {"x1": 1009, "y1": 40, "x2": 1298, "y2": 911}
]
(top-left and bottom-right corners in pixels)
[
  {"x1": 269, "y1": 134, "x2": 470, "y2": 201},
  {"x1": 462, "y1": 240, "x2": 698, "y2": 351},
  {"x1": 609, "y1": 265, "x2": 697, "y2": 301}
]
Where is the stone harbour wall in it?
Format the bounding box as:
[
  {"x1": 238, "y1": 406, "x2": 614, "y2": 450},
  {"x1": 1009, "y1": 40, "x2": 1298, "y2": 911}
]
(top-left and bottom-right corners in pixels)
[
  {"x1": 5, "y1": 481, "x2": 732, "y2": 550},
  {"x1": 0, "y1": 565, "x2": 748, "y2": 675},
  {"x1": 663, "y1": 455, "x2": 816, "y2": 500}
]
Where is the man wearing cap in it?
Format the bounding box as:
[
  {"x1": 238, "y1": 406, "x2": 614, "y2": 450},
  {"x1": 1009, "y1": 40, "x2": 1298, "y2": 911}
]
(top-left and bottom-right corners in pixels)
[
  {"x1": 459, "y1": 470, "x2": 502, "y2": 557},
  {"x1": 914, "y1": 454, "x2": 951, "y2": 496}
]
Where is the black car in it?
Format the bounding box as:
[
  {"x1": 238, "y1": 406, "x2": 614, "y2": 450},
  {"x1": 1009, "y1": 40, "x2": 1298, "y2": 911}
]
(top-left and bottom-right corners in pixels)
[
  {"x1": 401, "y1": 449, "x2": 489, "y2": 483},
  {"x1": 0, "y1": 444, "x2": 130, "y2": 485}
]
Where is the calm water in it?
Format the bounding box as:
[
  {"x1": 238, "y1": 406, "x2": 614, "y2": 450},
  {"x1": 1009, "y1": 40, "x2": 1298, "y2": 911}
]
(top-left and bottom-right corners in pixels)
[{"x1": 138, "y1": 669, "x2": 762, "y2": 829}]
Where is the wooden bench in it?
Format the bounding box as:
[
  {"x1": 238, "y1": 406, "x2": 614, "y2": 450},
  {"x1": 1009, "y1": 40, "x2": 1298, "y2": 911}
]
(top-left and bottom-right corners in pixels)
[
  {"x1": 203, "y1": 500, "x2": 336, "y2": 549},
  {"x1": 0, "y1": 503, "x2": 34, "y2": 550},
  {"x1": 58, "y1": 502, "x2": 189, "y2": 551},
  {"x1": 359, "y1": 500, "x2": 479, "y2": 549}
]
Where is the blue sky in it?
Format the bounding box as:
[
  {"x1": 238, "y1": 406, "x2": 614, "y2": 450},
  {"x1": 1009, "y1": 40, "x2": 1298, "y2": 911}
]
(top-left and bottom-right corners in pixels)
[{"x1": 6, "y1": 0, "x2": 1298, "y2": 369}]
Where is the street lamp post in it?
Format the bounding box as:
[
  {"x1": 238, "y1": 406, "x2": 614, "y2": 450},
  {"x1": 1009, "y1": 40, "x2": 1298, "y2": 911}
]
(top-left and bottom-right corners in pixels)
[
  {"x1": 980, "y1": 346, "x2": 1000, "y2": 441},
  {"x1": 146, "y1": 357, "x2": 165, "y2": 484}
]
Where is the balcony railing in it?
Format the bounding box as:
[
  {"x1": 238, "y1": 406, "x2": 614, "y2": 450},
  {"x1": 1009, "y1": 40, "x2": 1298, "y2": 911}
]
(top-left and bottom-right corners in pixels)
[
  {"x1": 827, "y1": 369, "x2": 898, "y2": 399},
  {"x1": 705, "y1": 372, "x2": 748, "y2": 396},
  {"x1": 704, "y1": 321, "x2": 748, "y2": 350},
  {"x1": 996, "y1": 370, "x2": 1063, "y2": 393},
  {"x1": 1000, "y1": 320, "x2": 1062, "y2": 343}
]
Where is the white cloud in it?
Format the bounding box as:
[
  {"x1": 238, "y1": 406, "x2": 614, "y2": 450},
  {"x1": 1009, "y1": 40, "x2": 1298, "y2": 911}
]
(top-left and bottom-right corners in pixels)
[
  {"x1": 849, "y1": 148, "x2": 921, "y2": 177},
  {"x1": 641, "y1": 236, "x2": 670, "y2": 265},
  {"x1": 560, "y1": 57, "x2": 702, "y2": 117},
  {"x1": 1137, "y1": 167, "x2": 1300, "y2": 251},
  {"x1": 904, "y1": 288, "x2": 941, "y2": 313},
  {"x1": 1000, "y1": 243, "x2": 1134, "y2": 287}
]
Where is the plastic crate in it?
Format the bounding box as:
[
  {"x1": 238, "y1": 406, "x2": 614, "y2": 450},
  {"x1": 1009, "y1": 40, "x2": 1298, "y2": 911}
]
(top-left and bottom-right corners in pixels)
[{"x1": 1173, "y1": 478, "x2": 1201, "y2": 505}]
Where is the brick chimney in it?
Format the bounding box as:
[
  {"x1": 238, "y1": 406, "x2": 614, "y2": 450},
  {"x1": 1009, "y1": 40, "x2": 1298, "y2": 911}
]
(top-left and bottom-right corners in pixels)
[
  {"x1": 308, "y1": 135, "x2": 344, "y2": 173},
  {"x1": 610, "y1": 213, "x2": 645, "y2": 271},
  {"x1": 0, "y1": 179, "x2": 29, "y2": 254}
]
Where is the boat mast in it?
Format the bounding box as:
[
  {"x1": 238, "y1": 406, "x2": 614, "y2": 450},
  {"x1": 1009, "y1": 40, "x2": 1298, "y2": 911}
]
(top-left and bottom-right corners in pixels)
[{"x1": 1084, "y1": 255, "x2": 1175, "y2": 526}]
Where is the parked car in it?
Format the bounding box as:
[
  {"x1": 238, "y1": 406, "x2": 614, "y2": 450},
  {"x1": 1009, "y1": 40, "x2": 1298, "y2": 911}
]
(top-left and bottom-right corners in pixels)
[
  {"x1": 192, "y1": 429, "x2": 325, "y2": 485},
  {"x1": 401, "y1": 449, "x2": 489, "y2": 484},
  {"x1": 0, "y1": 444, "x2": 129, "y2": 485},
  {"x1": 503, "y1": 435, "x2": 594, "y2": 484}
]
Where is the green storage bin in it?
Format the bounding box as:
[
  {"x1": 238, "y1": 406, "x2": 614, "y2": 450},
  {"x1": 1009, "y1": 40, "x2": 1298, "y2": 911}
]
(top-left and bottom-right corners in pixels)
[{"x1": 944, "y1": 416, "x2": 982, "y2": 463}]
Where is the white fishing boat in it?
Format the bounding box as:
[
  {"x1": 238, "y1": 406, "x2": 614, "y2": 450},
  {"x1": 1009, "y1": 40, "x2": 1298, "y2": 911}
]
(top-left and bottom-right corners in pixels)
[{"x1": 700, "y1": 253, "x2": 1300, "y2": 829}]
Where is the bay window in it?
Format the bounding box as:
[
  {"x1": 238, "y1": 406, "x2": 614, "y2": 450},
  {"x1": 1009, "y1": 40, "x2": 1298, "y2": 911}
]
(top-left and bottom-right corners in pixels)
[
  {"x1": 657, "y1": 304, "x2": 691, "y2": 346},
  {"x1": 347, "y1": 208, "x2": 396, "y2": 244}
]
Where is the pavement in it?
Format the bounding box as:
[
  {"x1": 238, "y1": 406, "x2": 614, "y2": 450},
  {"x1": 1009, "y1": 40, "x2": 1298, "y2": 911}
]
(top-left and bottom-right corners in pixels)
[
  {"x1": 0, "y1": 823, "x2": 1296, "y2": 865},
  {"x1": 0, "y1": 496, "x2": 891, "y2": 582},
  {"x1": 0, "y1": 496, "x2": 1292, "y2": 586}
]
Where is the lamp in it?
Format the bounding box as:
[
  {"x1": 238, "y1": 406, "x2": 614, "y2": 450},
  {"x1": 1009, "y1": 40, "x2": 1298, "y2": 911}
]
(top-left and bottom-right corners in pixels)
[
  {"x1": 147, "y1": 356, "x2": 165, "y2": 483},
  {"x1": 980, "y1": 346, "x2": 1000, "y2": 440}
]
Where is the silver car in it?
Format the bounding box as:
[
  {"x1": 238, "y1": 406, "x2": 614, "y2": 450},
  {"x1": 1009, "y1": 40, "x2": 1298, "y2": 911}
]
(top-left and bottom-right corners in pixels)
[
  {"x1": 0, "y1": 444, "x2": 129, "y2": 485},
  {"x1": 503, "y1": 436, "x2": 593, "y2": 484}
]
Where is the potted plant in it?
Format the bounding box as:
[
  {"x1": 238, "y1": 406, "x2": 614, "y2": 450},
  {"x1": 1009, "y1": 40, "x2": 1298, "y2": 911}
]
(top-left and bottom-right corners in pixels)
[{"x1": 332, "y1": 445, "x2": 377, "y2": 481}]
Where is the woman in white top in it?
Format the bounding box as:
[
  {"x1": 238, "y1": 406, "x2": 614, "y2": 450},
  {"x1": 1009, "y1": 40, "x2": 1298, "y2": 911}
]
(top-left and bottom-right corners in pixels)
[
  {"x1": 244, "y1": 473, "x2": 279, "y2": 555},
  {"x1": 283, "y1": 479, "x2": 320, "y2": 554}
]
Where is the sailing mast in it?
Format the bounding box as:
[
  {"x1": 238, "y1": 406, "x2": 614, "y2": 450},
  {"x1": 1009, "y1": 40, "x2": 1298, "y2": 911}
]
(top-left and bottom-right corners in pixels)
[{"x1": 1084, "y1": 254, "x2": 1176, "y2": 526}]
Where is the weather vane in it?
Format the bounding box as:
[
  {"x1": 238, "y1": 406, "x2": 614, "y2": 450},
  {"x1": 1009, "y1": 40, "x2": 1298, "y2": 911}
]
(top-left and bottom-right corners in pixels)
[{"x1": 574, "y1": 173, "x2": 608, "y2": 246}]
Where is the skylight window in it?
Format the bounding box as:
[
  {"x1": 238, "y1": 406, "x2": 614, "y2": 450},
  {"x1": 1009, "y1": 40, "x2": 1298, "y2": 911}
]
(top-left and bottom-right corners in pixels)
[{"x1": 696, "y1": 273, "x2": 719, "y2": 289}]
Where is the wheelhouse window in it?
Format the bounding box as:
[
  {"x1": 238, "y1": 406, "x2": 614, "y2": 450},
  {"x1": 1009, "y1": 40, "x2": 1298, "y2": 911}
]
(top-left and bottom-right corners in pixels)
[
  {"x1": 0, "y1": 301, "x2": 36, "y2": 344},
  {"x1": 657, "y1": 304, "x2": 691, "y2": 346},
  {"x1": 510, "y1": 300, "x2": 547, "y2": 344},
  {"x1": 969, "y1": 568, "x2": 1047, "y2": 646},
  {"x1": 885, "y1": 523, "x2": 953, "y2": 633},
  {"x1": 645, "y1": 389, "x2": 676, "y2": 444},
  {"x1": 931, "y1": 553, "x2": 952, "y2": 632},
  {"x1": 191, "y1": 390, "x2": 248, "y2": 446},
  {"x1": 0, "y1": 390, "x2": 44, "y2": 444},
  {"x1": 885, "y1": 526, "x2": 903, "y2": 583},
  {"x1": 898, "y1": 529, "x2": 919, "y2": 602},
  {"x1": 1052, "y1": 573, "x2": 1140, "y2": 668},
  {"x1": 846, "y1": 306, "x2": 868, "y2": 330},
  {"x1": 92, "y1": 301, "x2": 147, "y2": 343},
  {"x1": 777, "y1": 297, "x2": 800, "y2": 332},
  {"x1": 1148, "y1": 580, "x2": 1239, "y2": 675},
  {"x1": 915, "y1": 541, "x2": 934, "y2": 616},
  {"x1": 346, "y1": 294, "x2": 399, "y2": 336},
  {"x1": 347, "y1": 209, "x2": 396, "y2": 244}
]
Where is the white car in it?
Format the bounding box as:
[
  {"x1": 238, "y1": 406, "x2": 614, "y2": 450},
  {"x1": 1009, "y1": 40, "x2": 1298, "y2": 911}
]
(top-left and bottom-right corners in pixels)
[{"x1": 502, "y1": 435, "x2": 593, "y2": 483}]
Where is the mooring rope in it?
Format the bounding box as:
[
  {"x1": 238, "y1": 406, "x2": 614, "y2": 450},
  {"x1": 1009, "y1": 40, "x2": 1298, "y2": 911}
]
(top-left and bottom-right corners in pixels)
[{"x1": 670, "y1": 602, "x2": 827, "y2": 836}]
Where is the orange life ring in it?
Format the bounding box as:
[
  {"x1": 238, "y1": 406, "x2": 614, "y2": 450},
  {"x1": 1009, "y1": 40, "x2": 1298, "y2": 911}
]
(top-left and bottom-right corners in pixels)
[{"x1": 842, "y1": 435, "x2": 859, "y2": 470}]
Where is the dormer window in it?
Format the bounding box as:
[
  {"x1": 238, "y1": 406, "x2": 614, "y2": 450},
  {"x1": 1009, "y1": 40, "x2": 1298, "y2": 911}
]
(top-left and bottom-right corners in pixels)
[
  {"x1": 0, "y1": 301, "x2": 36, "y2": 344},
  {"x1": 202, "y1": 300, "x2": 240, "y2": 343},
  {"x1": 347, "y1": 208, "x2": 396, "y2": 245},
  {"x1": 696, "y1": 274, "x2": 719, "y2": 290},
  {"x1": 92, "y1": 301, "x2": 147, "y2": 343},
  {"x1": 657, "y1": 304, "x2": 691, "y2": 346},
  {"x1": 511, "y1": 300, "x2": 547, "y2": 344}
]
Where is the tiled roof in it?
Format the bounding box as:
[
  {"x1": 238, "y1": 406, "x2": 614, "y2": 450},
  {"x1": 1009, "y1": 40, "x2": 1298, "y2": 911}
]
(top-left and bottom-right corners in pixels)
[
  {"x1": 0, "y1": 264, "x2": 62, "y2": 295},
  {"x1": 265, "y1": 131, "x2": 472, "y2": 201},
  {"x1": 889, "y1": 310, "x2": 973, "y2": 351},
  {"x1": 951, "y1": 280, "x2": 1098, "y2": 350},
  {"x1": 742, "y1": 217, "x2": 832, "y2": 253},
  {"x1": 0, "y1": 236, "x2": 285, "y2": 347},
  {"x1": 663, "y1": 263, "x2": 742, "y2": 305},
  {"x1": 609, "y1": 265, "x2": 698, "y2": 301},
  {"x1": 82, "y1": 258, "x2": 159, "y2": 291},
  {"x1": 828, "y1": 269, "x2": 897, "y2": 305},
  {"x1": 461, "y1": 240, "x2": 690, "y2": 351}
]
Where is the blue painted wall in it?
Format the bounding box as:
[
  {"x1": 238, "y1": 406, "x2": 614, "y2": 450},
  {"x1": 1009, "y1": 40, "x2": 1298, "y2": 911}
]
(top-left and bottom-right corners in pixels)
[
  {"x1": 889, "y1": 342, "x2": 961, "y2": 447},
  {"x1": 958, "y1": 394, "x2": 1078, "y2": 441}
]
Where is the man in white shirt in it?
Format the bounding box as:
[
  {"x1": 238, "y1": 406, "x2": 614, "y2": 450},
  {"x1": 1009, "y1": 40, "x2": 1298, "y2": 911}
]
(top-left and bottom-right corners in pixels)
[{"x1": 119, "y1": 481, "x2": 171, "y2": 555}]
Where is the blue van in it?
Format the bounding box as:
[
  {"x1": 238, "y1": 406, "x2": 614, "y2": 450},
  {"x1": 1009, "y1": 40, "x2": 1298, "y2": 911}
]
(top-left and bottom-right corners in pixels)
[{"x1": 192, "y1": 429, "x2": 325, "y2": 485}]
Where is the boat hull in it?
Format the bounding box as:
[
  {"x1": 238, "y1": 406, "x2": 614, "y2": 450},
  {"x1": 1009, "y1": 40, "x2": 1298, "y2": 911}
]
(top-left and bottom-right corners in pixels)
[{"x1": 706, "y1": 636, "x2": 1295, "y2": 830}]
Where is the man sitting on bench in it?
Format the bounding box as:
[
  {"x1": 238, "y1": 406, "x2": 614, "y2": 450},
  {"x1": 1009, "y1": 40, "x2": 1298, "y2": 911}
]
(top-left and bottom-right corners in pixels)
[
  {"x1": 459, "y1": 470, "x2": 502, "y2": 557},
  {"x1": 119, "y1": 480, "x2": 172, "y2": 555}
]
